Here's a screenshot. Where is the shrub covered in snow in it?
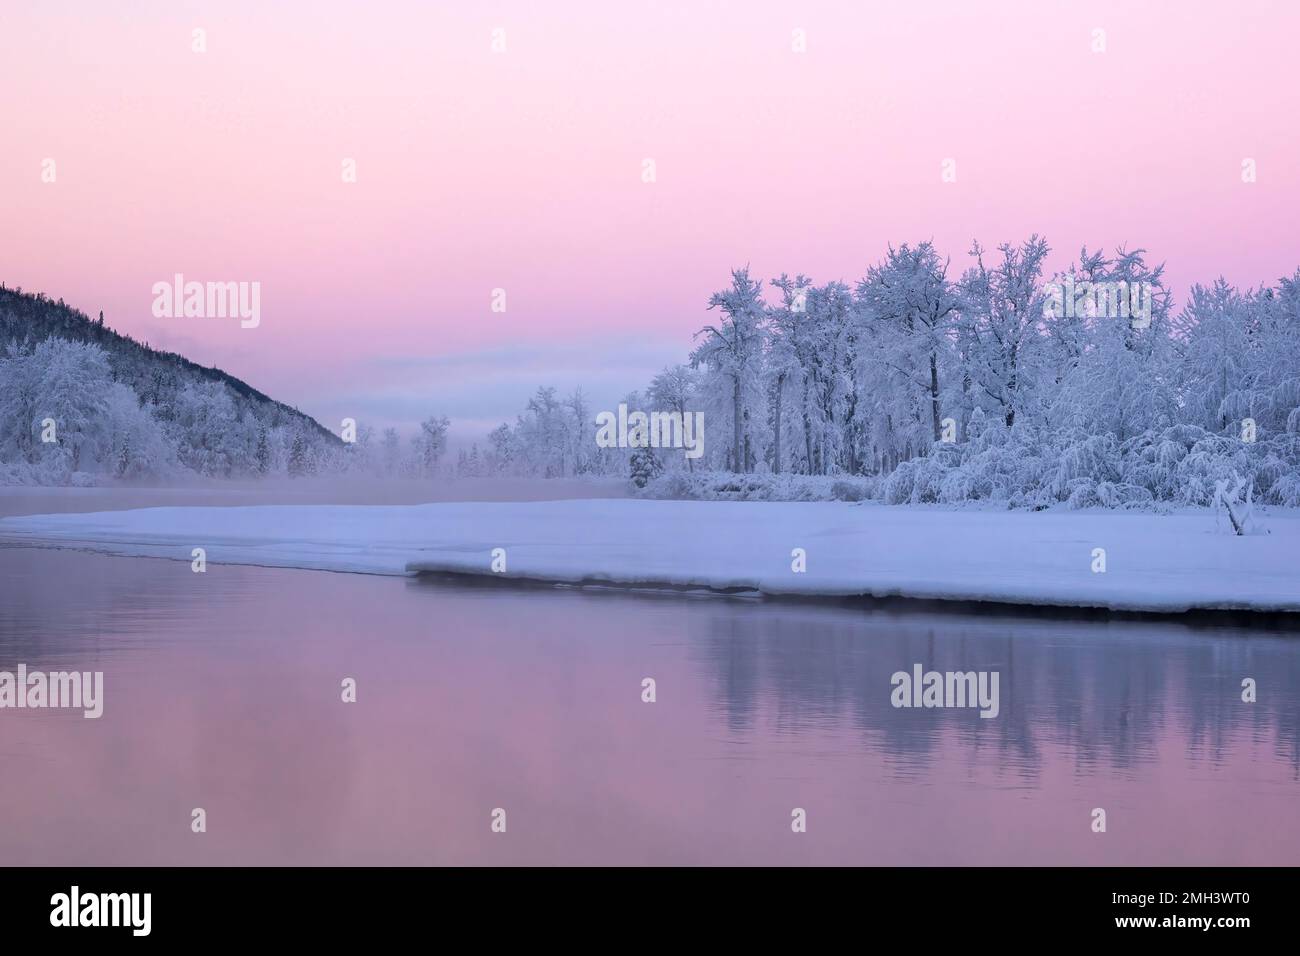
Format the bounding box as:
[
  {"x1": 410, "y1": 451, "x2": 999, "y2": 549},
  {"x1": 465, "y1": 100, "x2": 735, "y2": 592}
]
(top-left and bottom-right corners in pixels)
[
  {"x1": 640, "y1": 470, "x2": 876, "y2": 502},
  {"x1": 637, "y1": 417, "x2": 1300, "y2": 510},
  {"x1": 870, "y1": 419, "x2": 1300, "y2": 510}
]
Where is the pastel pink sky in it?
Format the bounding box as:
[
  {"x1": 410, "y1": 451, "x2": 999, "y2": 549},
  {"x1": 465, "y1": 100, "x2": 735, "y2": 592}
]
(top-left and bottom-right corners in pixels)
[{"x1": 2, "y1": 1, "x2": 1298, "y2": 439}]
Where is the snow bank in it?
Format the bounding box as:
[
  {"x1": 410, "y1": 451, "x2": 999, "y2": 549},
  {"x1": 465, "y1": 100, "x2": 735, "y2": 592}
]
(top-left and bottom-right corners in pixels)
[{"x1": 0, "y1": 500, "x2": 1296, "y2": 614}]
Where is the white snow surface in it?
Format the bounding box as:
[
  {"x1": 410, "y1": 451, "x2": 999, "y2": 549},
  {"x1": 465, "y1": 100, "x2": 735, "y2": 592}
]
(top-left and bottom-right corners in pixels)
[{"x1": 0, "y1": 500, "x2": 1296, "y2": 613}]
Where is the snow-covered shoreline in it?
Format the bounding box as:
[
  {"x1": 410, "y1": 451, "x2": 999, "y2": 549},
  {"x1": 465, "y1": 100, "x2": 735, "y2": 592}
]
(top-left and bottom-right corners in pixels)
[{"x1": 1, "y1": 499, "x2": 1296, "y2": 614}]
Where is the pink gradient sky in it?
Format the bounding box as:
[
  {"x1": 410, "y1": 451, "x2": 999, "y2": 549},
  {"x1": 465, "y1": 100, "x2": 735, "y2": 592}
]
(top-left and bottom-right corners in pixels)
[{"x1": 2, "y1": 1, "x2": 1298, "y2": 440}]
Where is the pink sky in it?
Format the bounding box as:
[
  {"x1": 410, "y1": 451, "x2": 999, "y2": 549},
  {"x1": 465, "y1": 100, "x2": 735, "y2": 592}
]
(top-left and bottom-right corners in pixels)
[{"x1": 2, "y1": 1, "x2": 1298, "y2": 440}]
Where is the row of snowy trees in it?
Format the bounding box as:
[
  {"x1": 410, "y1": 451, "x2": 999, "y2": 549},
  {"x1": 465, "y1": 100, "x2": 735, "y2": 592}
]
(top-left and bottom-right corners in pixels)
[
  {"x1": 482, "y1": 377, "x2": 704, "y2": 480},
  {"x1": 330, "y1": 416, "x2": 457, "y2": 479},
  {"x1": 685, "y1": 238, "x2": 1176, "y2": 476},
  {"x1": 483, "y1": 386, "x2": 626, "y2": 478},
  {"x1": 485, "y1": 238, "x2": 1300, "y2": 507}
]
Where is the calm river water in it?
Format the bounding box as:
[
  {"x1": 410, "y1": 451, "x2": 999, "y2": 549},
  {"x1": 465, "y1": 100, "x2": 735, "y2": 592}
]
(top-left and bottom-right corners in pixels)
[{"x1": 1, "y1": 532, "x2": 1297, "y2": 865}]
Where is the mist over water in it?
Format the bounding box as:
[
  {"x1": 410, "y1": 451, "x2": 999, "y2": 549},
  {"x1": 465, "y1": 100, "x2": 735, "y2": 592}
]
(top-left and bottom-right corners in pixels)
[{"x1": 2, "y1": 543, "x2": 1296, "y2": 865}]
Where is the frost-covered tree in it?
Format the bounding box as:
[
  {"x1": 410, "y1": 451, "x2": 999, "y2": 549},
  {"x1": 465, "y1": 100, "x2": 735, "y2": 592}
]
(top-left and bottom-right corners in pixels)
[
  {"x1": 648, "y1": 364, "x2": 701, "y2": 472},
  {"x1": 104, "y1": 384, "x2": 177, "y2": 479},
  {"x1": 3, "y1": 339, "x2": 113, "y2": 472},
  {"x1": 414, "y1": 415, "x2": 450, "y2": 477},
  {"x1": 515, "y1": 387, "x2": 568, "y2": 477},
  {"x1": 255, "y1": 427, "x2": 271, "y2": 474},
  {"x1": 765, "y1": 275, "x2": 813, "y2": 474},
  {"x1": 856, "y1": 242, "x2": 958, "y2": 444},
  {"x1": 486, "y1": 422, "x2": 516, "y2": 475},
  {"x1": 692, "y1": 268, "x2": 767, "y2": 472},
  {"x1": 1045, "y1": 246, "x2": 1176, "y2": 441},
  {"x1": 287, "y1": 435, "x2": 308, "y2": 477},
  {"x1": 167, "y1": 381, "x2": 258, "y2": 477},
  {"x1": 957, "y1": 236, "x2": 1051, "y2": 428},
  {"x1": 793, "y1": 281, "x2": 855, "y2": 474},
  {"x1": 564, "y1": 387, "x2": 592, "y2": 475}
]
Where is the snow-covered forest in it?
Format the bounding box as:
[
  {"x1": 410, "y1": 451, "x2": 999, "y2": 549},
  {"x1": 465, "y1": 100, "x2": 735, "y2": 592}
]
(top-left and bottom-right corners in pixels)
[
  {"x1": 485, "y1": 239, "x2": 1300, "y2": 508},
  {"x1": 5, "y1": 236, "x2": 1300, "y2": 509},
  {"x1": 0, "y1": 286, "x2": 473, "y2": 486},
  {"x1": 0, "y1": 286, "x2": 342, "y2": 485}
]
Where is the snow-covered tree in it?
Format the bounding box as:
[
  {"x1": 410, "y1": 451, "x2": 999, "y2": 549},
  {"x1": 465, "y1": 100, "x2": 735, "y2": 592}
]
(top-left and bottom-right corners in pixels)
[
  {"x1": 957, "y1": 236, "x2": 1051, "y2": 428},
  {"x1": 104, "y1": 383, "x2": 178, "y2": 479},
  {"x1": 765, "y1": 275, "x2": 813, "y2": 474},
  {"x1": 287, "y1": 434, "x2": 309, "y2": 477},
  {"x1": 647, "y1": 364, "x2": 701, "y2": 472},
  {"x1": 692, "y1": 268, "x2": 768, "y2": 473},
  {"x1": 414, "y1": 415, "x2": 450, "y2": 477},
  {"x1": 167, "y1": 380, "x2": 258, "y2": 477},
  {"x1": 0, "y1": 338, "x2": 113, "y2": 473},
  {"x1": 856, "y1": 242, "x2": 958, "y2": 444}
]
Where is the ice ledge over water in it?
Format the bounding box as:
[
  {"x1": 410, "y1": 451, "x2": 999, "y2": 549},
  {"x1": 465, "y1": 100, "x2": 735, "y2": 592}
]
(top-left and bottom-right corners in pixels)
[{"x1": 1, "y1": 499, "x2": 1296, "y2": 614}]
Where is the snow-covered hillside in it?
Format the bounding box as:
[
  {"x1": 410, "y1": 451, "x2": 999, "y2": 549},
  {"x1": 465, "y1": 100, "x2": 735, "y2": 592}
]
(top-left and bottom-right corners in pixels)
[{"x1": 0, "y1": 287, "x2": 341, "y2": 483}]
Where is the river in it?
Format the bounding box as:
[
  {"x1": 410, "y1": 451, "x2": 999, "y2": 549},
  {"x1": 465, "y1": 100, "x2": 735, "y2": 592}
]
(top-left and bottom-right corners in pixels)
[{"x1": 2, "y1": 513, "x2": 1296, "y2": 864}]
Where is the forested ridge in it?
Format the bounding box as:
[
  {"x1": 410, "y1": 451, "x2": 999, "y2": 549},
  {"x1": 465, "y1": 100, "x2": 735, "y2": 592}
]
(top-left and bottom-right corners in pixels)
[{"x1": 0, "y1": 284, "x2": 340, "y2": 483}]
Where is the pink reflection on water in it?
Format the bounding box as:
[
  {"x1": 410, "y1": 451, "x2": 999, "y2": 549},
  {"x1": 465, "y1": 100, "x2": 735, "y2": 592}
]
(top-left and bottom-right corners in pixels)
[{"x1": 1, "y1": 547, "x2": 1297, "y2": 865}]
